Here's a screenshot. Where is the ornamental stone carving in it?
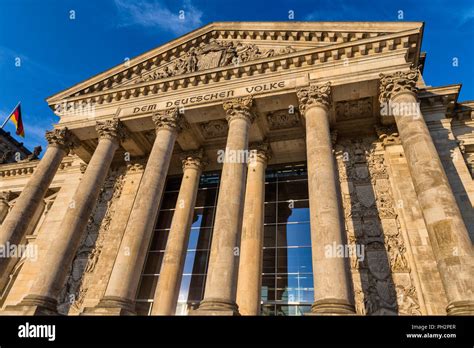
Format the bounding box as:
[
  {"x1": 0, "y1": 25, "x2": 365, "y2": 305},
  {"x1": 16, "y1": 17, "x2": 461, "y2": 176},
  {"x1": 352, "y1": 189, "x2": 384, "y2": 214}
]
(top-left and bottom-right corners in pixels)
[
  {"x1": 180, "y1": 148, "x2": 207, "y2": 171},
  {"x1": 95, "y1": 118, "x2": 128, "y2": 143},
  {"x1": 336, "y1": 97, "x2": 373, "y2": 121},
  {"x1": 266, "y1": 109, "x2": 301, "y2": 130},
  {"x1": 248, "y1": 141, "x2": 272, "y2": 164},
  {"x1": 296, "y1": 82, "x2": 332, "y2": 114},
  {"x1": 336, "y1": 136, "x2": 422, "y2": 315},
  {"x1": 152, "y1": 108, "x2": 183, "y2": 132},
  {"x1": 223, "y1": 96, "x2": 255, "y2": 124},
  {"x1": 379, "y1": 68, "x2": 419, "y2": 104},
  {"x1": 0, "y1": 191, "x2": 14, "y2": 203},
  {"x1": 45, "y1": 128, "x2": 79, "y2": 152},
  {"x1": 199, "y1": 119, "x2": 228, "y2": 139},
  {"x1": 135, "y1": 40, "x2": 297, "y2": 83}
]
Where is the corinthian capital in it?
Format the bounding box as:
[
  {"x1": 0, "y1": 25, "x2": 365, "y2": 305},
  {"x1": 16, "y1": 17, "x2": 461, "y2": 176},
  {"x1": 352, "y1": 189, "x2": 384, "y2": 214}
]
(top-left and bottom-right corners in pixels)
[
  {"x1": 45, "y1": 127, "x2": 79, "y2": 153},
  {"x1": 223, "y1": 96, "x2": 255, "y2": 124},
  {"x1": 180, "y1": 148, "x2": 207, "y2": 171},
  {"x1": 249, "y1": 141, "x2": 272, "y2": 165},
  {"x1": 297, "y1": 82, "x2": 332, "y2": 114},
  {"x1": 96, "y1": 118, "x2": 128, "y2": 143},
  {"x1": 0, "y1": 191, "x2": 14, "y2": 203},
  {"x1": 379, "y1": 68, "x2": 419, "y2": 104},
  {"x1": 152, "y1": 108, "x2": 183, "y2": 132}
]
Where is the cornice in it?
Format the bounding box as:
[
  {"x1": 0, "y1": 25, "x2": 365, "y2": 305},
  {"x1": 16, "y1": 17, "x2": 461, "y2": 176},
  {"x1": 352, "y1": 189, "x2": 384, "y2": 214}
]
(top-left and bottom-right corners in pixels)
[
  {"x1": 47, "y1": 25, "x2": 421, "y2": 110},
  {"x1": 0, "y1": 156, "x2": 75, "y2": 178}
]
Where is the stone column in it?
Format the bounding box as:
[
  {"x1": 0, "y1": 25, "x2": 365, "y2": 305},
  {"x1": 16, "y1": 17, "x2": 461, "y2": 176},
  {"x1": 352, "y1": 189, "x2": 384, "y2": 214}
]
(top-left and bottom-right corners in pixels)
[
  {"x1": 193, "y1": 96, "x2": 255, "y2": 316},
  {"x1": 18, "y1": 119, "x2": 126, "y2": 314},
  {"x1": 91, "y1": 108, "x2": 182, "y2": 315},
  {"x1": 0, "y1": 128, "x2": 77, "y2": 292},
  {"x1": 0, "y1": 191, "x2": 14, "y2": 224},
  {"x1": 151, "y1": 149, "x2": 206, "y2": 315},
  {"x1": 379, "y1": 69, "x2": 474, "y2": 315},
  {"x1": 236, "y1": 142, "x2": 271, "y2": 315},
  {"x1": 297, "y1": 83, "x2": 355, "y2": 315}
]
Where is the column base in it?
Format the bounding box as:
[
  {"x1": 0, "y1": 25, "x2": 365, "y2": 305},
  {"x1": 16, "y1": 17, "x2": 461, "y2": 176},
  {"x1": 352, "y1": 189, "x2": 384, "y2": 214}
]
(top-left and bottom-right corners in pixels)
[
  {"x1": 446, "y1": 300, "x2": 474, "y2": 315},
  {"x1": 189, "y1": 298, "x2": 240, "y2": 316},
  {"x1": 306, "y1": 298, "x2": 355, "y2": 316},
  {"x1": 1, "y1": 295, "x2": 58, "y2": 315},
  {"x1": 81, "y1": 296, "x2": 136, "y2": 316}
]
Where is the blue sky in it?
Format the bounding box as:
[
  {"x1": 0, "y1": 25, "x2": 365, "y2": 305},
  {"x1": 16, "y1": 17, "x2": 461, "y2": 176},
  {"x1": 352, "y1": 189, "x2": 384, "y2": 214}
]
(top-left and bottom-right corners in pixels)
[{"x1": 0, "y1": 0, "x2": 473, "y2": 152}]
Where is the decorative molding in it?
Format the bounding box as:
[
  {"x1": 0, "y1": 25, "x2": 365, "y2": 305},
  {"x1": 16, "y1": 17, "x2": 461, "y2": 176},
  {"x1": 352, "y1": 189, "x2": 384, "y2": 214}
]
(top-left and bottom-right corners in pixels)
[
  {"x1": 53, "y1": 27, "x2": 420, "y2": 108},
  {"x1": 96, "y1": 118, "x2": 128, "y2": 143},
  {"x1": 0, "y1": 191, "x2": 14, "y2": 203},
  {"x1": 180, "y1": 148, "x2": 207, "y2": 171},
  {"x1": 374, "y1": 125, "x2": 401, "y2": 147},
  {"x1": 223, "y1": 96, "x2": 255, "y2": 124},
  {"x1": 152, "y1": 108, "x2": 183, "y2": 132},
  {"x1": 0, "y1": 158, "x2": 74, "y2": 178},
  {"x1": 335, "y1": 97, "x2": 373, "y2": 121},
  {"x1": 199, "y1": 119, "x2": 228, "y2": 139},
  {"x1": 249, "y1": 141, "x2": 272, "y2": 164},
  {"x1": 379, "y1": 68, "x2": 419, "y2": 104},
  {"x1": 297, "y1": 82, "x2": 332, "y2": 114},
  {"x1": 45, "y1": 128, "x2": 80, "y2": 153},
  {"x1": 266, "y1": 109, "x2": 301, "y2": 130}
]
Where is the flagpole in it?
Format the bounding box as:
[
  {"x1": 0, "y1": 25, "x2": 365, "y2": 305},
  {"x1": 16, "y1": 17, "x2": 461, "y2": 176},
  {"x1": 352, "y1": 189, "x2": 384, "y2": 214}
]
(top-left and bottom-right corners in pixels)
[{"x1": 0, "y1": 101, "x2": 21, "y2": 129}]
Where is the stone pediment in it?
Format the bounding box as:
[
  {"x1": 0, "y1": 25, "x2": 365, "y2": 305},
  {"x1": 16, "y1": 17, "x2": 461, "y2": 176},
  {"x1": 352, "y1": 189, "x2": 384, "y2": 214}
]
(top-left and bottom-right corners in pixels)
[{"x1": 46, "y1": 22, "x2": 424, "y2": 110}]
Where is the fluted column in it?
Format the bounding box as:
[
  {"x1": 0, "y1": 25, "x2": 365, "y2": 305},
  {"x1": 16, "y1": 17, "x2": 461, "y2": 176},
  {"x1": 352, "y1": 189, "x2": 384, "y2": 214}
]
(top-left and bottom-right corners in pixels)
[
  {"x1": 297, "y1": 83, "x2": 355, "y2": 315},
  {"x1": 151, "y1": 149, "x2": 206, "y2": 315},
  {"x1": 0, "y1": 128, "x2": 77, "y2": 292},
  {"x1": 0, "y1": 191, "x2": 13, "y2": 224},
  {"x1": 380, "y1": 69, "x2": 474, "y2": 315},
  {"x1": 18, "y1": 119, "x2": 126, "y2": 314},
  {"x1": 236, "y1": 142, "x2": 271, "y2": 315},
  {"x1": 194, "y1": 96, "x2": 255, "y2": 315},
  {"x1": 92, "y1": 108, "x2": 182, "y2": 315}
]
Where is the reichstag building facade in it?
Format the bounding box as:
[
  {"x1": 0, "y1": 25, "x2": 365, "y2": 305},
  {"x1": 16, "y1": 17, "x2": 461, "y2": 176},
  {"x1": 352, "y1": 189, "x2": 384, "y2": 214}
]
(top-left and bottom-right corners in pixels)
[{"x1": 0, "y1": 22, "x2": 473, "y2": 316}]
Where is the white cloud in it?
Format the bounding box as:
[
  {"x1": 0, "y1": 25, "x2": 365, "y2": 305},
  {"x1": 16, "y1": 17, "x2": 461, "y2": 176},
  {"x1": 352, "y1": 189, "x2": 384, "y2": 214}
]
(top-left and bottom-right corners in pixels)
[{"x1": 114, "y1": 0, "x2": 203, "y2": 35}]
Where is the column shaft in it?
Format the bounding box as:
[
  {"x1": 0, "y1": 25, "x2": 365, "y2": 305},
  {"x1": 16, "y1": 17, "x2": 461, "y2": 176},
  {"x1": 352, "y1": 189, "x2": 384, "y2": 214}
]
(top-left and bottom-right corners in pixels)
[
  {"x1": 236, "y1": 143, "x2": 269, "y2": 315},
  {"x1": 22, "y1": 120, "x2": 124, "y2": 311},
  {"x1": 0, "y1": 128, "x2": 75, "y2": 292},
  {"x1": 380, "y1": 70, "x2": 474, "y2": 315},
  {"x1": 298, "y1": 83, "x2": 354, "y2": 315},
  {"x1": 96, "y1": 109, "x2": 181, "y2": 315},
  {"x1": 151, "y1": 150, "x2": 205, "y2": 315},
  {"x1": 195, "y1": 96, "x2": 254, "y2": 315},
  {"x1": 0, "y1": 191, "x2": 13, "y2": 224}
]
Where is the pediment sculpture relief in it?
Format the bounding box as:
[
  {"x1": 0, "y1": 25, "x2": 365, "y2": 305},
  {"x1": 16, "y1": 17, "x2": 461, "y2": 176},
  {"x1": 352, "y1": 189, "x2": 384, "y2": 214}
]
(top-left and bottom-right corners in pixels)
[{"x1": 135, "y1": 40, "x2": 297, "y2": 83}]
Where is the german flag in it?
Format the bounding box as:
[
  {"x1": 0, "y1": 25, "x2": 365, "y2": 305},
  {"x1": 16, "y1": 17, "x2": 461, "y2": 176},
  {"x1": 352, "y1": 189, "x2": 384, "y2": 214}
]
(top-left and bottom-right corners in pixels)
[{"x1": 8, "y1": 103, "x2": 24, "y2": 138}]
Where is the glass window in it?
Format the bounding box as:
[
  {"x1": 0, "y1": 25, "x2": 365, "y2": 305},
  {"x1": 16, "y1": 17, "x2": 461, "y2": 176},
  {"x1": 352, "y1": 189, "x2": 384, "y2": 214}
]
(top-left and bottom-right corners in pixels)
[
  {"x1": 195, "y1": 188, "x2": 218, "y2": 208},
  {"x1": 154, "y1": 210, "x2": 174, "y2": 230},
  {"x1": 276, "y1": 247, "x2": 312, "y2": 274},
  {"x1": 277, "y1": 180, "x2": 308, "y2": 201},
  {"x1": 262, "y1": 248, "x2": 276, "y2": 274},
  {"x1": 277, "y1": 223, "x2": 311, "y2": 248},
  {"x1": 143, "y1": 251, "x2": 165, "y2": 275},
  {"x1": 277, "y1": 200, "x2": 310, "y2": 223},
  {"x1": 191, "y1": 208, "x2": 215, "y2": 229},
  {"x1": 136, "y1": 275, "x2": 158, "y2": 300}
]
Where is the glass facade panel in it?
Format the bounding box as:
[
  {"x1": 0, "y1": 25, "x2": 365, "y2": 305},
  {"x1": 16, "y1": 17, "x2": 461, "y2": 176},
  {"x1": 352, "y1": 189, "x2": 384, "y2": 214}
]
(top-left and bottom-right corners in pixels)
[{"x1": 137, "y1": 164, "x2": 313, "y2": 316}]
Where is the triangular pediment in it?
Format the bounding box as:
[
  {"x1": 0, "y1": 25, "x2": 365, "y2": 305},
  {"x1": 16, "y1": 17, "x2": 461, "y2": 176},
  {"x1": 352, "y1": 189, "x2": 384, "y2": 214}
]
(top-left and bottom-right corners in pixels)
[{"x1": 46, "y1": 21, "x2": 423, "y2": 107}]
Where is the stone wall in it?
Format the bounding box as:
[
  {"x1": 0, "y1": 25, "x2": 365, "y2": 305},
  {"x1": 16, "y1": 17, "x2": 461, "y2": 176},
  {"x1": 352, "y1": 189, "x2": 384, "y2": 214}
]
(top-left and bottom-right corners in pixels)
[{"x1": 336, "y1": 135, "x2": 447, "y2": 315}]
